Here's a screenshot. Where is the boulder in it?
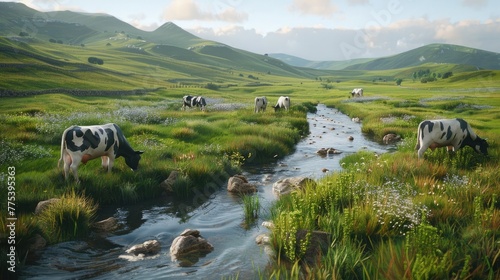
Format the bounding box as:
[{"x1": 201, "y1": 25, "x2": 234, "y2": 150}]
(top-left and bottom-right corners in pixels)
[
  {"x1": 170, "y1": 229, "x2": 214, "y2": 267},
  {"x1": 126, "y1": 240, "x2": 161, "y2": 256},
  {"x1": 227, "y1": 175, "x2": 257, "y2": 193},
  {"x1": 92, "y1": 217, "x2": 119, "y2": 233},
  {"x1": 383, "y1": 133, "x2": 401, "y2": 144},
  {"x1": 272, "y1": 177, "x2": 316, "y2": 196},
  {"x1": 34, "y1": 198, "x2": 60, "y2": 215},
  {"x1": 160, "y1": 170, "x2": 179, "y2": 193}
]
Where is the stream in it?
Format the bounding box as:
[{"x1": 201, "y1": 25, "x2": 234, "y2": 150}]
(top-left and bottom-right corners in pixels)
[{"x1": 21, "y1": 104, "x2": 390, "y2": 280}]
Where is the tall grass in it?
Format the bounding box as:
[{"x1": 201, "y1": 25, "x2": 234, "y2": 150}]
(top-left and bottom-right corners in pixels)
[{"x1": 37, "y1": 191, "x2": 97, "y2": 244}]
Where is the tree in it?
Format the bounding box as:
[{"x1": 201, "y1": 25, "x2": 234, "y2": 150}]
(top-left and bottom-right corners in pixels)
[
  {"x1": 442, "y1": 71, "x2": 453, "y2": 79},
  {"x1": 396, "y1": 78, "x2": 403, "y2": 86}
]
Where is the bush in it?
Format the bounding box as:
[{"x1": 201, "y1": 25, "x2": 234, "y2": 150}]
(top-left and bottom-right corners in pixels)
[{"x1": 88, "y1": 56, "x2": 104, "y2": 65}]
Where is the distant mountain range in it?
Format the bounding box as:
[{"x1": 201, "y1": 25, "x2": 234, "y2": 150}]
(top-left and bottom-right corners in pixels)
[
  {"x1": 270, "y1": 44, "x2": 500, "y2": 71},
  {"x1": 1, "y1": 1, "x2": 499, "y2": 78}
]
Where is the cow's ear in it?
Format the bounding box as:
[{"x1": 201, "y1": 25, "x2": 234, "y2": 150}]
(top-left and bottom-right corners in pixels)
[{"x1": 136, "y1": 151, "x2": 144, "y2": 155}]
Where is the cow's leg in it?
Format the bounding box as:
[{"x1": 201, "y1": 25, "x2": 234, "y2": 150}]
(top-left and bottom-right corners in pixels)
[
  {"x1": 101, "y1": 156, "x2": 109, "y2": 171},
  {"x1": 63, "y1": 154, "x2": 72, "y2": 180},
  {"x1": 107, "y1": 157, "x2": 115, "y2": 173},
  {"x1": 417, "y1": 142, "x2": 430, "y2": 159},
  {"x1": 69, "y1": 158, "x2": 81, "y2": 183}
]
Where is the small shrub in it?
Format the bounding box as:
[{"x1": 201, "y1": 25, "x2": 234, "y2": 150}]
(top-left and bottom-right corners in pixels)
[{"x1": 38, "y1": 191, "x2": 97, "y2": 243}]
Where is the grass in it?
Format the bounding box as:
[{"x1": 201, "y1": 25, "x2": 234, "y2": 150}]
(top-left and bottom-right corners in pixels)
[{"x1": 0, "y1": 34, "x2": 499, "y2": 279}]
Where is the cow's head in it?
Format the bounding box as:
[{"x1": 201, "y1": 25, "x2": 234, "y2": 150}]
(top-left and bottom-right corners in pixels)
[
  {"x1": 125, "y1": 151, "x2": 144, "y2": 171},
  {"x1": 475, "y1": 137, "x2": 489, "y2": 156}
]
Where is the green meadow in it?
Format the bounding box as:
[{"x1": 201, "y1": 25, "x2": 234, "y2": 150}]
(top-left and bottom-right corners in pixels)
[{"x1": 0, "y1": 33, "x2": 499, "y2": 279}]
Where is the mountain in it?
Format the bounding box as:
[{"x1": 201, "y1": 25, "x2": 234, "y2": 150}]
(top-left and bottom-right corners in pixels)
[
  {"x1": 0, "y1": 2, "x2": 315, "y2": 79},
  {"x1": 271, "y1": 44, "x2": 500, "y2": 71},
  {"x1": 344, "y1": 44, "x2": 500, "y2": 71},
  {"x1": 269, "y1": 53, "x2": 374, "y2": 70}
]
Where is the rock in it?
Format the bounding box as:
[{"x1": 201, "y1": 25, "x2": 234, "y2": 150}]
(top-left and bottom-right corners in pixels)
[
  {"x1": 227, "y1": 175, "x2": 257, "y2": 193},
  {"x1": 170, "y1": 229, "x2": 214, "y2": 266},
  {"x1": 352, "y1": 117, "x2": 360, "y2": 123},
  {"x1": 296, "y1": 230, "x2": 331, "y2": 264},
  {"x1": 34, "y1": 198, "x2": 60, "y2": 215},
  {"x1": 262, "y1": 221, "x2": 274, "y2": 229},
  {"x1": 383, "y1": 133, "x2": 401, "y2": 144},
  {"x1": 316, "y1": 148, "x2": 342, "y2": 157},
  {"x1": 92, "y1": 217, "x2": 119, "y2": 232},
  {"x1": 126, "y1": 240, "x2": 161, "y2": 256},
  {"x1": 160, "y1": 170, "x2": 179, "y2": 193},
  {"x1": 28, "y1": 234, "x2": 46, "y2": 251},
  {"x1": 348, "y1": 136, "x2": 354, "y2": 141},
  {"x1": 322, "y1": 168, "x2": 329, "y2": 173},
  {"x1": 255, "y1": 234, "x2": 271, "y2": 245},
  {"x1": 272, "y1": 177, "x2": 316, "y2": 196}
]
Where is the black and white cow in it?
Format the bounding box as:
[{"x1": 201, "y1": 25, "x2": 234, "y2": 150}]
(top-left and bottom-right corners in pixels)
[
  {"x1": 415, "y1": 118, "x2": 488, "y2": 159},
  {"x1": 254, "y1": 96, "x2": 267, "y2": 113},
  {"x1": 351, "y1": 88, "x2": 363, "y2": 97},
  {"x1": 58, "y1": 123, "x2": 143, "y2": 182},
  {"x1": 182, "y1": 95, "x2": 206, "y2": 111},
  {"x1": 273, "y1": 96, "x2": 290, "y2": 111}
]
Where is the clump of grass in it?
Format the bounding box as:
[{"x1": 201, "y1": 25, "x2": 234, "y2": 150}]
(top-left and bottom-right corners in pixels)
[
  {"x1": 241, "y1": 194, "x2": 259, "y2": 229},
  {"x1": 37, "y1": 191, "x2": 97, "y2": 243}
]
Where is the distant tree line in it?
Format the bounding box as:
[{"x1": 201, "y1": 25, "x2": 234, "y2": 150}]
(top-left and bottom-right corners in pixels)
[{"x1": 412, "y1": 69, "x2": 453, "y2": 83}]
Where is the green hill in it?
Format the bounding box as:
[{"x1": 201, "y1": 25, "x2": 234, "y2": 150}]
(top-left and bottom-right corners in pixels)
[{"x1": 345, "y1": 44, "x2": 500, "y2": 71}]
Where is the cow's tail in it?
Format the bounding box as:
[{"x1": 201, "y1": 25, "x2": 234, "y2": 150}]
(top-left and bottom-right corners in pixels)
[{"x1": 415, "y1": 124, "x2": 421, "y2": 151}]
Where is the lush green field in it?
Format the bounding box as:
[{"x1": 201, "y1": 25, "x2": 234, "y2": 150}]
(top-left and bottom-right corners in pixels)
[{"x1": 1, "y1": 33, "x2": 499, "y2": 279}]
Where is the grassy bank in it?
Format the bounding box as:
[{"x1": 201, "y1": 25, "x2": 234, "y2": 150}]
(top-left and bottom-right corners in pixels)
[
  {"x1": 266, "y1": 76, "x2": 500, "y2": 279},
  {"x1": 0, "y1": 87, "x2": 314, "y2": 269}
]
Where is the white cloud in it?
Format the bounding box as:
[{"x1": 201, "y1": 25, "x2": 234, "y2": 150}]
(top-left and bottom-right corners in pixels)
[
  {"x1": 289, "y1": 0, "x2": 338, "y2": 17},
  {"x1": 191, "y1": 18, "x2": 500, "y2": 61},
  {"x1": 162, "y1": 0, "x2": 247, "y2": 23}
]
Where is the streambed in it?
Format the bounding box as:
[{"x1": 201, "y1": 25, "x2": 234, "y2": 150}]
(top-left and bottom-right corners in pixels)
[{"x1": 21, "y1": 104, "x2": 390, "y2": 279}]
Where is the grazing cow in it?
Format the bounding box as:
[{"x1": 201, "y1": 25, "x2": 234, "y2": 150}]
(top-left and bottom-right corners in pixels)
[
  {"x1": 191, "y1": 96, "x2": 207, "y2": 111},
  {"x1": 58, "y1": 123, "x2": 144, "y2": 182},
  {"x1": 273, "y1": 96, "x2": 290, "y2": 111},
  {"x1": 351, "y1": 88, "x2": 363, "y2": 97},
  {"x1": 254, "y1": 96, "x2": 268, "y2": 113},
  {"x1": 183, "y1": 95, "x2": 206, "y2": 111},
  {"x1": 415, "y1": 118, "x2": 488, "y2": 159}
]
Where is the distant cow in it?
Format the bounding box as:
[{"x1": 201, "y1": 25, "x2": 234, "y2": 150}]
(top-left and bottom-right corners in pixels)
[
  {"x1": 58, "y1": 123, "x2": 143, "y2": 182},
  {"x1": 351, "y1": 88, "x2": 363, "y2": 97},
  {"x1": 192, "y1": 96, "x2": 207, "y2": 111},
  {"x1": 254, "y1": 96, "x2": 268, "y2": 113},
  {"x1": 273, "y1": 96, "x2": 290, "y2": 111},
  {"x1": 415, "y1": 118, "x2": 488, "y2": 159}
]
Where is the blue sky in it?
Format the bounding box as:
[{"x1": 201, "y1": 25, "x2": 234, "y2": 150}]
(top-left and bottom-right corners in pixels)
[{"x1": 4, "y1": 0, "x2": 500, "y2": 60}]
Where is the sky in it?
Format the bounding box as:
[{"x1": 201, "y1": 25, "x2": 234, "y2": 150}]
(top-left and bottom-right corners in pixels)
[{"x1": 4, "y1": 0, "x2": 500, "y2": 61}]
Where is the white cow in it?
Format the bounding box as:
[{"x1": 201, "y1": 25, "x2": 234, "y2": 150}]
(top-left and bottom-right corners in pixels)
[
  {"x1": 415, "y1": 118, "x2": 488, "y2": 159},
  {"x1": 254, "y1": 96, "x2": 268, "y2": 113},
  {"x1": 58, "y1": 123, "x2": 143, "y2": 182},
  {"x1": 273, "y1": 96, "x2": 290, "y2": 111},
  {"x1": 351, "y1": 88, "x2": 363, "y2": 97}
]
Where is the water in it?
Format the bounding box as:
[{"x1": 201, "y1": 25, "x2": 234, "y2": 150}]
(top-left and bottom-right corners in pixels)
[{"x1": 21, "y1": 104, "x2": 390, "y2": 280}]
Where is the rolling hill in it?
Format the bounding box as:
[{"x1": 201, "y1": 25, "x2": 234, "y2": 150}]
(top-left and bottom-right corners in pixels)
[{"x1": 1, "y1": 1, "x2": 499, "y2": 94}]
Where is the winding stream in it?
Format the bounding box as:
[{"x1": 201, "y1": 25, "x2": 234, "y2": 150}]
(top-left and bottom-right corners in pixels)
[{"x1": 21, "y1": 104, "x2": 390, "y2": 279}]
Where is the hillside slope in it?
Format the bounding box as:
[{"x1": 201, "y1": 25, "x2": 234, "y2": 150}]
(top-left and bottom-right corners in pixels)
[
  {"x1": 344, "y1": 44, "x2": 500, "y2": 70},
  {"x1": 0, "y1": 2, "x2": 313, "y2": 79}
]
